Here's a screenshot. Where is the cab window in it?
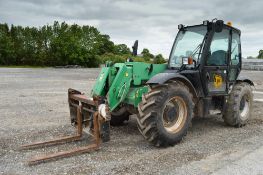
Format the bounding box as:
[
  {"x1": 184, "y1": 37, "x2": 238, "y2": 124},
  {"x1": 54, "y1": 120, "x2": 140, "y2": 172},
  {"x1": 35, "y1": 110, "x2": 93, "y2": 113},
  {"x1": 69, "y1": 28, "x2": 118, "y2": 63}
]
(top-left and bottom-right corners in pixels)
[
  {"x1": 207, "y1": 29, "x2": 229, "y2": 66},
  {"x1": 230, "y1": 32, "x2": 240, "y2": 65}
]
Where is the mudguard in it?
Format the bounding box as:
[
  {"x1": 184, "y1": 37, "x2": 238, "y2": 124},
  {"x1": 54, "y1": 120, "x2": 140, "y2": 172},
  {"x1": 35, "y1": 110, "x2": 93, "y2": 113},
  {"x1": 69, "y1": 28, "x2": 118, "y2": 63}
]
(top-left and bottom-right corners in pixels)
[
  {"x1": 236, "y1": 75, "x2": 254, "y2": 86},
  {"x1": 146, "y1": 72, "x2": 199, "y2": 97}
]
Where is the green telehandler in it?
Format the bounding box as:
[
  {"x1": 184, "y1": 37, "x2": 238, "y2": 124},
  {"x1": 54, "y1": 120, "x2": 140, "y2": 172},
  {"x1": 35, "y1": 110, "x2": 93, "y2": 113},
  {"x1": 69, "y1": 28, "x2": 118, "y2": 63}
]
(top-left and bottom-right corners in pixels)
[{"x1": 21, "y1": 19, "x2": 254, "y2": 165}]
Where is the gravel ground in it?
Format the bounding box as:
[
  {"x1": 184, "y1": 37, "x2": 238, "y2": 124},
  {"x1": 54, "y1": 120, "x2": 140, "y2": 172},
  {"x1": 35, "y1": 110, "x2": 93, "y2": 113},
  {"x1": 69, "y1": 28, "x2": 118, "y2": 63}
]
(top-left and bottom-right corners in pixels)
[{"x1": 0, "y1": 68, "x2": 263, "y2": 175}]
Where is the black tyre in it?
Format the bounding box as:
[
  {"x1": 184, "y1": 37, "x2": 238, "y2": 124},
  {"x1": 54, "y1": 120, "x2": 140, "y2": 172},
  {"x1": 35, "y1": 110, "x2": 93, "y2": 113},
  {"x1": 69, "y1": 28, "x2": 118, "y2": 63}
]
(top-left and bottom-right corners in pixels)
[
  {"x1": 223, "y1": 82, "x2": 253, "y2": 127},
  {"x1": 137, "y1": 82, "x2": 194, "y2": 147},
  {"x1": 110, "y1": 107, "x2": 130, "y2": 126}
]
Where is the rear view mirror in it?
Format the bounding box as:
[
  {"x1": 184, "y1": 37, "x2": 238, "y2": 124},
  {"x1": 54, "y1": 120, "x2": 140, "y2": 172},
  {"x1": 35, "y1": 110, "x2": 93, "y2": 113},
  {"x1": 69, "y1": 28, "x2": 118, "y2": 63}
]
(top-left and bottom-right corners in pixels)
[
  {"x1": 182, "y1": 57, "x2": 188, "y2": 65},
  {"x1": 215, "y1": 20, "x2": 224, "y2": 33},
  {"x1": 182, "y1": 57, "x2": 194, "y2": 65}
]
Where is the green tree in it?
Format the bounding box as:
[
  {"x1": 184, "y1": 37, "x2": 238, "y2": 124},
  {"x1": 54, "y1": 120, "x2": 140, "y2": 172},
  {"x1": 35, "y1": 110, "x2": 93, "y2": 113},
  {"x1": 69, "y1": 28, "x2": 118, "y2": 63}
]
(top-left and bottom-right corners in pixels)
[
  {"x1": 258, "y1": 50, "x2": 263, "y2": 59},
  {"x1": 38, "y1": 25, "x2": 53, "y2": 65},
  {"x1": 81, "y1": 25, "x2": 103, "y2": 67},
  {"x1": 0, "y1": 23, "x2": 16, "y2": 65},
  {"x1": 21, "y1": 26, "x2": 39, "y2": 65},
  {"x1": 154, "y1": 54, "x2": 166, "y2": 64},
  {"x1": 10, "y1": 25, "x2": 24, "y2": 65},
  {"x1": 0, "y1": 21, "x2": 138, "y2": 67},
  {"x1": 99, "y1": 53, "x2": 126, "y2": 63},
  {"x1": 133, "y1": 57, "x2": 145, "y2": 62},
  {"x1": 141, "y1": 48, "x2": 154, "y2": 61},
  {"x1": 114, "y1": 44, "x2": 131, "y2": 55}
]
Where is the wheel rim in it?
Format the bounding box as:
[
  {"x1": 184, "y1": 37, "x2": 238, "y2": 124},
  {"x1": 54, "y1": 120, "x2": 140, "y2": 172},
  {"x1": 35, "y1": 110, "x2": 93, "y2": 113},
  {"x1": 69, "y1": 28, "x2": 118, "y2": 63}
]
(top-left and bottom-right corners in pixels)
[
  {"x1": 240, "y1": 95, "x2": 250, "y2": 120},
  {"x1": 162, "y1": 96, "x2": 187, "y2": 133}
]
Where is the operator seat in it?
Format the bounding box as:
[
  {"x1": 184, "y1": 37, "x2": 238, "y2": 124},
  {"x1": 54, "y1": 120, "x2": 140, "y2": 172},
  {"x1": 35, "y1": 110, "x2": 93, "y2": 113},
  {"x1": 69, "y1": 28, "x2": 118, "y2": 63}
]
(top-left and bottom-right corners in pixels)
[{"x1": 207, "y1": 50, "x2": 227, "y2": 66}]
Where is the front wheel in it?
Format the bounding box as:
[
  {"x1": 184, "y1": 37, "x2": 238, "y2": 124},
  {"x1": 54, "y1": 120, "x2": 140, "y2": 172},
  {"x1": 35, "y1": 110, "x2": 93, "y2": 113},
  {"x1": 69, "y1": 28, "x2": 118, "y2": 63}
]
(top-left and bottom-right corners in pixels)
[{"x1": 137, "y1": 82, "x2": 194, "y2": 147}]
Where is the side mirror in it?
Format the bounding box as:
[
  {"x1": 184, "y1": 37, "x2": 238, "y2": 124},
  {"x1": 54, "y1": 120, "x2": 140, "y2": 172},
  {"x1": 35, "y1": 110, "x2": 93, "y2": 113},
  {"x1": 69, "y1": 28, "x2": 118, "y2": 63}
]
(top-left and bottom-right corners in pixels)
[
  {"x1": 132, "y1": 40, "x2": 138, "y2": 56},
  {"x1": 215, "y1": 20, "x2": 224, "y2": 33},
  {"x1": 182, "y1": 57, "x2": 194, "y2": 65}
]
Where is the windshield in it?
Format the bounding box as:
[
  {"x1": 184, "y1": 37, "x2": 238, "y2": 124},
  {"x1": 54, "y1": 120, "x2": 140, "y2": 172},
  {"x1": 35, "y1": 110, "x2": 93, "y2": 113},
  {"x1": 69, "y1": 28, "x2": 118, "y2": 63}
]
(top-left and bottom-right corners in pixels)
[{"x1": 169, "y1": 26, "x2": 207, "y2": 68}]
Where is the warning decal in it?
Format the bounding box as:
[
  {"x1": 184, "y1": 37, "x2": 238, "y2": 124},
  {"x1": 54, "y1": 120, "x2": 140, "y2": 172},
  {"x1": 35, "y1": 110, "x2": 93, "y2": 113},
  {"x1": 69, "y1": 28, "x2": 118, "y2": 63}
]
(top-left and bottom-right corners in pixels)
[{"x1": 214, "y1": 74, "x2": 223, "y2": 88}]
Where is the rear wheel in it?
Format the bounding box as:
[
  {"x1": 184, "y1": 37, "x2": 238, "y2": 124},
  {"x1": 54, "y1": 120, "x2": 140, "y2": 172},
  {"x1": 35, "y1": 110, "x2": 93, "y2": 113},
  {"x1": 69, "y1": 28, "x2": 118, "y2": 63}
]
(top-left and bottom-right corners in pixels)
[
  {"x1": 137, "y1": 82, "x2": 194, "y2": 147},
  {"x1": 223, "y1": 82, "x2": 253, "y2": 127}
]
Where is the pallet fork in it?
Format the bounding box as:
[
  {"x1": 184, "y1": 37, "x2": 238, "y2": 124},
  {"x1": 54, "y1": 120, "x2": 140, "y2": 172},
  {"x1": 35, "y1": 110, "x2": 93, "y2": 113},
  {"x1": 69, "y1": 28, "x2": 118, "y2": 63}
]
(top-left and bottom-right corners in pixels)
[{"x1": 20, "y1": 89, "x2": 109, "y2": 165}]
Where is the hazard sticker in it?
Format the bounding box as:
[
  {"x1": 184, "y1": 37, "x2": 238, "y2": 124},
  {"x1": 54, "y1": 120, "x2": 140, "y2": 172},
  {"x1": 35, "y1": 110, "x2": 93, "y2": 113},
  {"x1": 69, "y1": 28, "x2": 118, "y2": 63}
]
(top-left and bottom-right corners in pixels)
[{"x1": 214, "y1": 74, "x2": 223, "y2": 88}]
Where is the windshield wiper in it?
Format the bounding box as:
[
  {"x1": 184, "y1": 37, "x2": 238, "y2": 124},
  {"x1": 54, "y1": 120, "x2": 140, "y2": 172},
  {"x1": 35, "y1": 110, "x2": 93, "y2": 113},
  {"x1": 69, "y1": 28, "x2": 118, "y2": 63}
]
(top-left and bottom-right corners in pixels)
[{"x1": 190, "y1": 43, "x2": 202, "y2": 58}]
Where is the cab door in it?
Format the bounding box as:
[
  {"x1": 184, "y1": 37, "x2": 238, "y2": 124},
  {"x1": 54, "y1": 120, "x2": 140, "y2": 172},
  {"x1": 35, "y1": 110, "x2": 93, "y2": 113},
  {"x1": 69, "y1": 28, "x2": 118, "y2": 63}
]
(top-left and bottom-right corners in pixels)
[
  {"x1": 203, "y1": 28, "x2": 230, "y2": 96},
  {"x1": 228, "y1": 31, "x2": 241, "y2": 83}
]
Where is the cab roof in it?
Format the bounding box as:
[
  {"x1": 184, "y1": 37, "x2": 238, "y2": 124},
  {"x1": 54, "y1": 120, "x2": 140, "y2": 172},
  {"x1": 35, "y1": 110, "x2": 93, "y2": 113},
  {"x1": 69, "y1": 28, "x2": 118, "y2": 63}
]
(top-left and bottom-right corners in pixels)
[{"x1": 179, "y1": 20, "x2": 241, "y2": 35}]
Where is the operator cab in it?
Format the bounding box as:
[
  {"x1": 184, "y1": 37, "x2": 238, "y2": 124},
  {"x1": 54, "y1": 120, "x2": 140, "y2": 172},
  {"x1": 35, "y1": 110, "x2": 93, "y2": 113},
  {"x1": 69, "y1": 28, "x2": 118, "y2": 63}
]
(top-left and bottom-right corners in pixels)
[{"x1": 168, "y1": 19, "x2": 241, "y2": 96}]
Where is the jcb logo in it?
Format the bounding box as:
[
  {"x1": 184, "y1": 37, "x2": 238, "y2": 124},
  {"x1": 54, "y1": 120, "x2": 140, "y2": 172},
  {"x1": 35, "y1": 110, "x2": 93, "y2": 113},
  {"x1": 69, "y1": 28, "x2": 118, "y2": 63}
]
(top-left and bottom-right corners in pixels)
[{"x1": 214, "y1": 74, "x2": 223, "y2": 88}]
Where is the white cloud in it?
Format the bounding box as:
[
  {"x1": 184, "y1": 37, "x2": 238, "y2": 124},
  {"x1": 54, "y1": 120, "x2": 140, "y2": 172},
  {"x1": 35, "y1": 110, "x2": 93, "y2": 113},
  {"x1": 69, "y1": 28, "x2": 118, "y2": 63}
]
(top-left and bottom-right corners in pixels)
[{"x1": 0, "y1": 0, "x2": 262, "y2": 57}]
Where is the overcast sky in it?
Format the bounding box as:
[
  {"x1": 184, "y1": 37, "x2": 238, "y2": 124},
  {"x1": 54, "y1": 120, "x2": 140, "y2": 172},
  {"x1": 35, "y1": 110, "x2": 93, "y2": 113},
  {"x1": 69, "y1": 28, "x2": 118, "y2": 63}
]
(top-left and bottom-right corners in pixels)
[{"x1": 0, "y1": 0, "x2": 262, "y2": 58}]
